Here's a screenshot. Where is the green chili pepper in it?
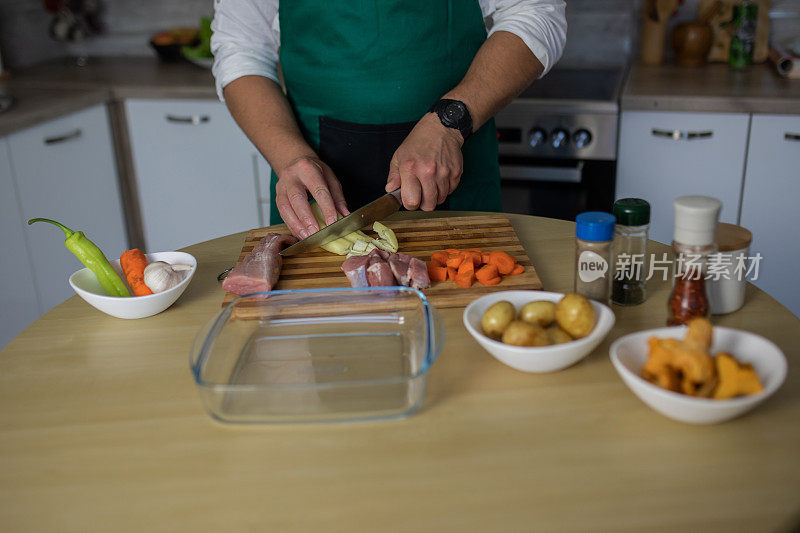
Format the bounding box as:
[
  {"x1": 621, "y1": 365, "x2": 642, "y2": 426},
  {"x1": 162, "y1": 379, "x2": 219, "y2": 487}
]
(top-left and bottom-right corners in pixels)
[{"x1": 28, "y1": 218, "x2": 131, "y2": 297}]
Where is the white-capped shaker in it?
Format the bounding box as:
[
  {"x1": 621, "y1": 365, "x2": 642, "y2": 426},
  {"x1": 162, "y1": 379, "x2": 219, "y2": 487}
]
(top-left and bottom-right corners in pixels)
[{"x1": 710, "y1": 223, "x2": 753, "y2": 314}]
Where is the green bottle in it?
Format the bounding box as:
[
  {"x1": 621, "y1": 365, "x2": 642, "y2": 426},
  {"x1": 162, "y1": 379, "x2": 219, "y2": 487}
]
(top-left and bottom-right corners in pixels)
[{"x1": 729, "y1": 2, "x2": 758, "y2": 68}]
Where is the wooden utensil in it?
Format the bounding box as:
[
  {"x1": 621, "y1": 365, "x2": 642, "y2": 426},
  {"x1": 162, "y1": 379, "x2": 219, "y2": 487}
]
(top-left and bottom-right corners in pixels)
[{"x1": 640, "y1": 0, "x2": 680, "y2": 65}]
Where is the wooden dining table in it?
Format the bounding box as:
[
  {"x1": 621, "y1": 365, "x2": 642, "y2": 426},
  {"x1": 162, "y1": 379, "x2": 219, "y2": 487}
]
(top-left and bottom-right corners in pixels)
[{"x1": 1, "y1": 212, "x2": 798, "y2": 532}]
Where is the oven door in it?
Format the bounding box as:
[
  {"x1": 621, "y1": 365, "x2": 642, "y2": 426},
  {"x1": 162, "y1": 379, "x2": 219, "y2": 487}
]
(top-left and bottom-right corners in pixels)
[{"x1": 499, "y1": 156, "x2": 616, "y2": 221}]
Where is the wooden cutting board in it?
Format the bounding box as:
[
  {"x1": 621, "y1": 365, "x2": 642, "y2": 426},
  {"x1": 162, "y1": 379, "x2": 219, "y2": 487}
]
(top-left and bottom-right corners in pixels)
[{"x1": 220, "y1": 214, "x2": 543, "y2": 311}]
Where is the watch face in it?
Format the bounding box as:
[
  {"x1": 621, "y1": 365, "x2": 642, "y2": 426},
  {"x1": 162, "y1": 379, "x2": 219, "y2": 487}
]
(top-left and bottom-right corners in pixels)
[{"x1": 443, "y1": 102, "x2": 465, "y2": 122}]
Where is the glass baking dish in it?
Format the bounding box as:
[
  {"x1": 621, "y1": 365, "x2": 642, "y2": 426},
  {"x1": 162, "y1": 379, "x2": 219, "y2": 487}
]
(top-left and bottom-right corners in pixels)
[{"x1": 190, "y1": 287, "x2": 444, "y2": 424}]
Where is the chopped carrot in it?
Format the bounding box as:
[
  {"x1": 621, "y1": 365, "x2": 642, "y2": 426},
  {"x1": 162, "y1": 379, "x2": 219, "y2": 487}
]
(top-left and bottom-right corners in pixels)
[
  {"x1": 464, "y1": 251, "x2": 482, "y2": 267},
  {"x1": 455, "y1": 272, "x2": 475, "y2": 288},
  {"x1": 428, "y1": 264, "x2": 448, "y2": 282},
  {"x1": 446, "y1": 253, "x2": 465, "y2": 269},
  {"x1": 475, "y1": 263, "x2": 499, "y2": 284},
  {"x1": 120, "y1": 249, "x2": 152, "y2": 296},
  {"x1": 430, "y1": 251, "x2": 449, "y2": 265},
  {"x1": 488, "y1": 250, "x2": 517, "y2": 275},
  {"x1": 429, "y1": 248, "x2": 523, "y2": 287}
]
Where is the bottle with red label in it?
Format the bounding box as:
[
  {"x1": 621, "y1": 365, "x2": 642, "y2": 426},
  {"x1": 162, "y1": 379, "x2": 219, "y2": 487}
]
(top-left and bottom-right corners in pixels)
[{"x1": 667, "y1": 196, "x2": 722, "y2": 326}]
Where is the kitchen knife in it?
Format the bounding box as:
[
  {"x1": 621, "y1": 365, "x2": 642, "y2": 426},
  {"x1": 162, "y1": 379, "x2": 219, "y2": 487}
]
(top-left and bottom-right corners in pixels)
[{"x1": 279, "y1": 188, "x2": 403, "y2": 257}]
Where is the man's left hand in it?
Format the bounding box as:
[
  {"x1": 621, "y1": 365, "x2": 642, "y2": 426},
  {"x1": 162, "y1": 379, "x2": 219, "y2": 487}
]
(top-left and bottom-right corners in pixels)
[{"x1": 386, "y1": 113, "x2": 465, "y2": 211}]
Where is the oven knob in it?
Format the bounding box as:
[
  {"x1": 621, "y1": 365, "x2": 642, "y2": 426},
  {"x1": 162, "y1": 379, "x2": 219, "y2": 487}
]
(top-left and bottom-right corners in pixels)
[
  {"x1": 551, "y1": 129, "x2": 570, "y2": 149},
  {"x1": 528, "y1": 128, "x2": 547, "y2": 148},
  {"x1": 573, "y1": 129, "x2": 593, "y2": 149}
]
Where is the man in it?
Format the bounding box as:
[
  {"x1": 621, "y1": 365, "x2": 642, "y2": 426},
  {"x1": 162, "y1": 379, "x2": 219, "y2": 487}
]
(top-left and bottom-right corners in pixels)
[{"x1": 212, "y1": 0, "x2": 566, "y2": 239}]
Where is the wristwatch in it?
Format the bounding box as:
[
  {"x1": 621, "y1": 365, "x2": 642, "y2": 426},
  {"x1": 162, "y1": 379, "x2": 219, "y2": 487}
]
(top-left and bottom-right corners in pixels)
[{"x1": 429, "y1": 99, "x2": 473, "y2": 141}]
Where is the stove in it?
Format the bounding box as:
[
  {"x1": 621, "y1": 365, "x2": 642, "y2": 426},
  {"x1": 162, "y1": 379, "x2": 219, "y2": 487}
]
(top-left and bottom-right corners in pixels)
[{"x1": 494, "y1": 67, "x2": 625, "y2": 220}]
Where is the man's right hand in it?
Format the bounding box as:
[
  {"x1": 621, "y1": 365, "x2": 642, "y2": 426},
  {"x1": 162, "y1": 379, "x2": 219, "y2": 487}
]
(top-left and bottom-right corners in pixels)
[{"x1": 274, "y1": 155, "x2": 349, "y2": 239}]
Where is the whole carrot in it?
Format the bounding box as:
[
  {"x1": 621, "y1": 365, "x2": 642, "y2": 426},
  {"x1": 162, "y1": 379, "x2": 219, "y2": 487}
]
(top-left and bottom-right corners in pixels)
[{"x1": 120, "y1": 249, "x2": 153, "y2": 296}]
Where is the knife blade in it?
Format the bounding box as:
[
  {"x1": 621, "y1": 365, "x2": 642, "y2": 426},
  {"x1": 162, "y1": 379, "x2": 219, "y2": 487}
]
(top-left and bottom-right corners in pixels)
[{"x1": 279, "y1": 188, "x2": 403, "y2": 257}]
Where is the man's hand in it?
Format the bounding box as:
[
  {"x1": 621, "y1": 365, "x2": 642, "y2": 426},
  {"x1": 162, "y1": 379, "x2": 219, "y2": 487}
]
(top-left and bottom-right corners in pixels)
[
  {"x1": 275, "y1": 155, "x2": 349, "y2": 238},
  {"x1": 386, "y1": 113, "x2": 465, "y2": 211}
]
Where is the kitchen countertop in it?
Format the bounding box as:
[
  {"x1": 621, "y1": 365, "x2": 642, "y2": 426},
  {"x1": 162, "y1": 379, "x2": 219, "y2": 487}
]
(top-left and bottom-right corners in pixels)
[
  {"x1": 4, "y1": 57, "x2": 800, "y2": 138},
  {"x1": 6, "y1": 56, "x2": 217, "y2": 98},
  {"x1": 622, "y1": 63, "x2": 800, "y2": 114},
  {"x1": 0, "y1": 56, "x2": 217, "y2": 138},
  {"x1": 1, "y1": 211, "x2": 798, "y2": 532},
  {"x1": 0, "y1": 83, "x2": 110, "y2": 138}
]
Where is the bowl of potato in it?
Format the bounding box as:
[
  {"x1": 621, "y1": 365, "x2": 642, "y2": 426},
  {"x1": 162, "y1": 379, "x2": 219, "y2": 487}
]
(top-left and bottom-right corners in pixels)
[{"x1": 463, "y1": 291, "x2": 615, "y2": 373}]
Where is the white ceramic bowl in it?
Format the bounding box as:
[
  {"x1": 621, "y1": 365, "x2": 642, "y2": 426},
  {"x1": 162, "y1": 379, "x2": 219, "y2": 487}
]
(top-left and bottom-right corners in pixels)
[
  {"x1": 463, "y1": 291, "x2": 616, "y2": 373},
  {"x1": 69, "y1": 251, "x2": 196, "y2": 319},
  {"x1": 610, "y1": 326, "x2": 787, "y2": 424}
]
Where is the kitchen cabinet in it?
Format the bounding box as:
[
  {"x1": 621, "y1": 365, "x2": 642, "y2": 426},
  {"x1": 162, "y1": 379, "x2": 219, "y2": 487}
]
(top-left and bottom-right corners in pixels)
[
  {"x1": 8, "y1": 105, "x2": 128, "y2": 314},
  {"x1": 125, "y1": 99, "x2": 268, "y2": 252},
  {"x1": 616, "y1": 111, "x2": 750, "y2": 244},
  {"x1": 0, "y1": 139, "x2": 40, "y2": 349},
  {"x1": 740, "y1": 114, "x2": 800, "y2": 318}
]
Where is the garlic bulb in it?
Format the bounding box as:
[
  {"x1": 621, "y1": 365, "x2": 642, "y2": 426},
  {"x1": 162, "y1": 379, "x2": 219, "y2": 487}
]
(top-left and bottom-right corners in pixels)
[{"x1": 143, "y1": 261, "x2": 192, "y2": 293}]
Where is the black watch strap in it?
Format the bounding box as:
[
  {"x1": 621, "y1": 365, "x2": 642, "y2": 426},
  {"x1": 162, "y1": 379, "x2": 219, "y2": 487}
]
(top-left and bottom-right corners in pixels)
[{"x1": 429, "y1": 98, "x2": 473, "y2": 141}]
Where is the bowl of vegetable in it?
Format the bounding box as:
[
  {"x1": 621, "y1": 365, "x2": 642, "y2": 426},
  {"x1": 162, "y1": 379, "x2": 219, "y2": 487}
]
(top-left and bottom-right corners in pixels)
[
  {"x1": 609, "y1": 321, "x2": 787, "y2": 424},
  {"x1": 69, "y1": 251, "x2": 196, "y2": 319},
  {"x1": 463, "y1": 291, "x2": 615, "y2": 373}
]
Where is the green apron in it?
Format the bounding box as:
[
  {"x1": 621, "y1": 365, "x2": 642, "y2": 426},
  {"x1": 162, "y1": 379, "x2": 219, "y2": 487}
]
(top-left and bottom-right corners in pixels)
[{"x1": 270, "y1": 0, "x2": 502, "y2": 224}]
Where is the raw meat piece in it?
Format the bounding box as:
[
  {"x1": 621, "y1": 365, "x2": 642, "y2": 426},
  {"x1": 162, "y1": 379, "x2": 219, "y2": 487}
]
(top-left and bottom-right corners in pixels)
[
  {"x1": 369, "y1": 248, "x2": 391, "y2": 261},
  {"x1": 341, "y1": 249, "x2": 428, "y2": 290},
  {"x1": 222, "y1": 233, "x2": 298, "y2": 296},
  {"x1": 408, "y1": 256, "x2": 431, "y2": 290},
  {"x1": 388, "y1": 254, "x2": 411, "y2": 286},
  {"x1": 341, "y1": 256, "x2": 370, "y2": 288},
  {"x1": 367, "y1": 261, "x2": 396, "y2": 287}
]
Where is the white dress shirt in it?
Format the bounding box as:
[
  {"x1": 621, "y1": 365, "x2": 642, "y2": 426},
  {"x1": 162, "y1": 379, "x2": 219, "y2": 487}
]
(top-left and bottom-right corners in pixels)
[{"x1": 211, "y1": 0, "x2": 567, "y2": 101}]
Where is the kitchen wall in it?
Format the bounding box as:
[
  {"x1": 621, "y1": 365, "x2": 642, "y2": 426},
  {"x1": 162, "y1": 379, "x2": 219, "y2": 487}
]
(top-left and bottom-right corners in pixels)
[
  {"x1": 1, "y1": 0, "x2": 797, "y2": 71},
  {"x1": 662, "y1": 0, "x2": 800, "y2": 58},
  {"x1": 0, "y1": 0, "x2": 212, "y2": 70},
  {"x1": 561, "y1": 0, "x2": 800, "y2": 66},
  {"x1": 559, "y1": 0, "x2": 643, "y2": 67},
  {"x1": 2, "y1": 0, "x2": 642, "y2": 70}
]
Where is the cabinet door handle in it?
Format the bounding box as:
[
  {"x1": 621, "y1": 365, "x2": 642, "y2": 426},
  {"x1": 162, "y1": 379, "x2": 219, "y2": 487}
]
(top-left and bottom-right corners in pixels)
[
  {"x1": 785, "y1": 133, "x2": 800, "y2": 142},
  {"x1": 165, "y1": 114, "x2": 210, "y2": 125},
  {"x1": 652, "y1": 128, "x2": 713, "y2": 140},
  {"x1": 43, "y1": 128, "x2": 82, "y2": 145}
]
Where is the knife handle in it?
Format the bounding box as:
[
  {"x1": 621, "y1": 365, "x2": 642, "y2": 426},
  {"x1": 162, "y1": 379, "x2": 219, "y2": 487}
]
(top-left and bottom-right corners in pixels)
[{"x1": 388, "y1": 188, "x2": 403, "y2": 204}]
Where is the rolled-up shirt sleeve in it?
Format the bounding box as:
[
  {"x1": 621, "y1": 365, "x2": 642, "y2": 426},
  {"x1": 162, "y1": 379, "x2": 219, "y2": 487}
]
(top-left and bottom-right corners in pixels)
[
  {"x1": 211, "y1": 0, "x2": 280, "y2": 101},
  {"x1": 482, "y1": 0, "x2": 567, "y2": 77}
]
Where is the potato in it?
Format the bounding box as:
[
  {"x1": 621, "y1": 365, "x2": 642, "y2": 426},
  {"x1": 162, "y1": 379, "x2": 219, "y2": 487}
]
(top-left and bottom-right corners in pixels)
[
  {"x1": 547, "y1": 326, "x2": 573, "y2": 345},
  {"x1": 555, "y1": 293, "x2": 596, "y2": 339},
  {"x1": 519, "y1": 300, "x2": 556, "y2": 327},
  {"x1": 481, "y1": 301, "x2": 516, "y2": 339},
  {"x1": 501, "y1": 321, "x2": 550, "y2": 347}
]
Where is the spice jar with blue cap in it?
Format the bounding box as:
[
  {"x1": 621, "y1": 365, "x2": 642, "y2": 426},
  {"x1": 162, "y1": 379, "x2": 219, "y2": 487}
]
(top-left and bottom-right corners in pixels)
[{"x1": 575, "y1": 212, "x2": 616, "y2": 302}]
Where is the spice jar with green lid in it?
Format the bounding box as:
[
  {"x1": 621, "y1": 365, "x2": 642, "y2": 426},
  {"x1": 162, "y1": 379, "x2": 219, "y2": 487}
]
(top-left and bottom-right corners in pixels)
[{"x1": 612, "y1": 198, "x2": 650, "y2": 306}]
